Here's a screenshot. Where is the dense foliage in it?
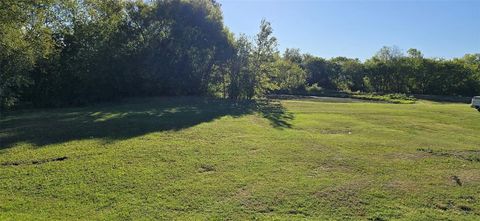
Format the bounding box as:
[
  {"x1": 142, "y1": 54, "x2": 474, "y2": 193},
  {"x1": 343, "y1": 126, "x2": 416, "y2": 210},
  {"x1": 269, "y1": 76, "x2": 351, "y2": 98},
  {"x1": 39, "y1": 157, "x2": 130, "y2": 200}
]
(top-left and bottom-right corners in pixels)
[
  {"x1": 1, "y1": 0, "x2": 234, "y2": 108},
  {"x1": 298, "y1": 47, "x2": 480, "y2": 97},
  {"x1": 1, "y1": 0, "x2": 479, "y2": 109}
]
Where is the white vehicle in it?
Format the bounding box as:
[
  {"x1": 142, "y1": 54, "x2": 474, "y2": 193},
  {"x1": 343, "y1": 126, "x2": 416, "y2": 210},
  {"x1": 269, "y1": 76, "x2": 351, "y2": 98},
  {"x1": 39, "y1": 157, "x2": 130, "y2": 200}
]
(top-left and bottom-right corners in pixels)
[{"x1": 472, "y1": 96, "x2": 480, "y2": 111}]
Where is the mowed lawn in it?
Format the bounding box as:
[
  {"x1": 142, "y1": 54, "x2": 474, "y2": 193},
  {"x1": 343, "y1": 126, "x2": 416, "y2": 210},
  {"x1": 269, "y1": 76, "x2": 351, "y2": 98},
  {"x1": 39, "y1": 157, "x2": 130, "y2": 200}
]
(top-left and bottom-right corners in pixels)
[{"x1": 1, "y1": 97, "x2": 479, "y2": 220}]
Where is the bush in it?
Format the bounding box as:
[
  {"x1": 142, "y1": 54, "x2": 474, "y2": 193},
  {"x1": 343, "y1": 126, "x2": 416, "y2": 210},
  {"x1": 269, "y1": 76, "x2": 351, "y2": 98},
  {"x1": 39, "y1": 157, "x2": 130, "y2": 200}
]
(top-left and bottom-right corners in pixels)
[
  {"x1": 350, "y1": 92, "x2": 416, "y2": 104},
  {"x1": 306, "y1": 83, "x2": 323, "y2": 95}
]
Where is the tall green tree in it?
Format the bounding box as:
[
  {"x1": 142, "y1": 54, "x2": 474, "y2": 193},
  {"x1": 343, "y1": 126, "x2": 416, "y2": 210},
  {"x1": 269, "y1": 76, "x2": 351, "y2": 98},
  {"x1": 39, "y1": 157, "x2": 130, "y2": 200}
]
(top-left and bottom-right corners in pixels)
[
  {"x1": 272, "y1": 58, "x2": 306, "y2": 93},
  {"x1": 0, "y1": 0, "x2": 55, "y2": 108},
  {"x1": 228, "y1": 34, "x2": 254, "y2": 99},
  {"x1": 284, "y1": 48, "x2": 303, "y2": 65},
  {"x1": 329, "y1": 57, "x2": 364, "y2": 91},
  {"x1": 251, "y1": 19, "x2": 279, "y2": 97},
  {"x1": 302, "y1": 55, "x2": 334, "y2": 89}
]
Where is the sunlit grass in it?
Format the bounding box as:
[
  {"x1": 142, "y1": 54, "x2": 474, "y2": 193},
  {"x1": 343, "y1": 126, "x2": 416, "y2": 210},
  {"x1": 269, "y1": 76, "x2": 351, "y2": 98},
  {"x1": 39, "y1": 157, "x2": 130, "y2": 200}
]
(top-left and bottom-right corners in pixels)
[{"x1": 1, "y1": 97, "x2": 479, "y2": 220}]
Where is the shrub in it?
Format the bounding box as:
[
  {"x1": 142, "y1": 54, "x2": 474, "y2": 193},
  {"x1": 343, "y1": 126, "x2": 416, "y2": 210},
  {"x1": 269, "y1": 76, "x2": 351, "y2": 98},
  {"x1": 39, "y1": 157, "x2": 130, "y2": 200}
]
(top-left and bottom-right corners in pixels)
[{"x1": 306, "y1": 83, "x2": 323, "y2": 95}]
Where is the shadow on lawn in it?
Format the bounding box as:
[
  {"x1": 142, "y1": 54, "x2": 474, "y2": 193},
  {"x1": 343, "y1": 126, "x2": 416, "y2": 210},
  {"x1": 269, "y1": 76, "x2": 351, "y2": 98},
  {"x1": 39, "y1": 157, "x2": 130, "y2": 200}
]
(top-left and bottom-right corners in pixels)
[{"x1": 0, "y1": 97, "x2": 293, "y2": 149}]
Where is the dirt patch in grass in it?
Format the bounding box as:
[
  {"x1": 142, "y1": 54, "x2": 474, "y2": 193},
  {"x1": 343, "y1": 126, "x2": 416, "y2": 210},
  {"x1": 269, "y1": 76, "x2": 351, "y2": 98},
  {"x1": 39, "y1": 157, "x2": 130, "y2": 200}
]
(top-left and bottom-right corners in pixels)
[
  {"x1": 455, "y1": 169, "x2": 480, "y2": 185},
  {"x1": 1, "y1": 156, "x2": 68, "y2": 166},
  {"x1": 451, "y1": 175, "x2": 462, "y2": 186},
  {"x1": 232, "y1": 186, "x2": 277, "y2": 214},
  {"x1": 384, "y1": 179, "x2": 419, "y2": 193},
  {"x1": 384, "y1": 152, "x2": 428, "y2": 161},
  {"x1": 312, "y1": 156, "x2": 366, "y2": 176},
  {"x1": 417, "y1": 148, "x2": 480, "y2": 163},
  {"x1": 318, "y1": 129, "x2": 352, "y2": 135},
  {"x1": 198, "y1": 164, "x2": 216, "y2": 173},
  {"x1": 431, "y1": 197, "x2": 476, "y2": 214},
  {"x1": 315, "y1": 180, "x2": 370, "y2": 216}
]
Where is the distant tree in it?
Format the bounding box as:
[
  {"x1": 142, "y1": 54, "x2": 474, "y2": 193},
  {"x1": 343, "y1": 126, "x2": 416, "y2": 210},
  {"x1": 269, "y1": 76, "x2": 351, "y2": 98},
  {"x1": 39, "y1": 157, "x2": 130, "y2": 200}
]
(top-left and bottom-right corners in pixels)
[
  {"x1": 284, "y1": 48, "x2": 303, "y2": 65},
  {"x1": 405, "y1": 48, "x2": 427, "y2": 93},
  {"x1": 458, "y1": 54, "x2": 480, "y2": 82},
  {"x1": 374, "y1": 46, "x2": 404, "y2": 62},
  {"x1": 366, "y1": 46, "x2": 407, "y2": 93},
  {"x1": 250, "y1": 19, "x2": 279, "y2": 98},
  {"x1": 272, "y1": 58, "x2": 306, "y2": 93},
  {"x1": 228, "y1": 34, "x2": 254, "y2": 99},
  {"x1": 302, "y1": 56, "x2": 334, "y2": 89},
  {"x1": 330, "y1": 57, "x2": 364, "y2": 91},
  {"x1": 407, "y1": 48, "x2": 423, "y2": 59}
]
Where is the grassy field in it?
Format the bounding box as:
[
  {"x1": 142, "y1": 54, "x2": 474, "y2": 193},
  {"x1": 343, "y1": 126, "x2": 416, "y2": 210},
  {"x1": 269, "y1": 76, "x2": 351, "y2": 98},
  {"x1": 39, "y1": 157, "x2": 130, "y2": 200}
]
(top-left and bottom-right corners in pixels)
[{"x1": 1, "y1": 97, "x2": 479, "y2": 220}]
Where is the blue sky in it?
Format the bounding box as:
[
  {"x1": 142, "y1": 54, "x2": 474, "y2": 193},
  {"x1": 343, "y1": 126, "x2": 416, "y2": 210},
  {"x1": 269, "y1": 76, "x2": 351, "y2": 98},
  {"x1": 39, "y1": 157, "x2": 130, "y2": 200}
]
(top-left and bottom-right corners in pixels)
[{"x1": 219, "y1": 0, "x2": 480, "y2": 60}]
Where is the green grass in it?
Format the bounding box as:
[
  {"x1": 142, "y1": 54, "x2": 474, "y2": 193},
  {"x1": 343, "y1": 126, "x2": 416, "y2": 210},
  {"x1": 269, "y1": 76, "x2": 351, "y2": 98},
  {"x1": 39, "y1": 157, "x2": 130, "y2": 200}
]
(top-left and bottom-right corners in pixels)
[{"x1": 1, "y1": 96, "x2": 479, "y2": 220}]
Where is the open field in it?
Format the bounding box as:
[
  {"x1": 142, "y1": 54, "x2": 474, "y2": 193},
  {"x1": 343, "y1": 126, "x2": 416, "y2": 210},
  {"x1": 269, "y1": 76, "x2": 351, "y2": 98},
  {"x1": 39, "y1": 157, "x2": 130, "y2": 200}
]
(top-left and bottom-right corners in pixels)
[{"x1": 1, "y1": 97, "x2": 479, "y2": 220}]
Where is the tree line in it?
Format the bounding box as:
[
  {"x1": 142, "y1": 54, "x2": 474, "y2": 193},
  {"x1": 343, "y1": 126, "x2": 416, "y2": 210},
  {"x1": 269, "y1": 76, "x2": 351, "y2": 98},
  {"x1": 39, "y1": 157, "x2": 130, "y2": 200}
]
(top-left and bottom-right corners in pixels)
[
  {"x1": 293, "y1": 47, "x2": 480, "y2": 98},
  {"x1": 1, "y1": 0, "x2": 479, "y2": 109}
]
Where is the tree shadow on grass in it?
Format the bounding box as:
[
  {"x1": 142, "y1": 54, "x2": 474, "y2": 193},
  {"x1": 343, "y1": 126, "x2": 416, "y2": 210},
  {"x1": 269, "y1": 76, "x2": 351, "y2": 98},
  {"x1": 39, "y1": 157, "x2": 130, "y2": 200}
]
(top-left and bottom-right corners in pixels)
[
  {"x1": 0, "y1": 97, "x2": 293, "y2": 150},
  {"x1": 256, "y1": 100, "x2": 294, "y2": 128}
]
